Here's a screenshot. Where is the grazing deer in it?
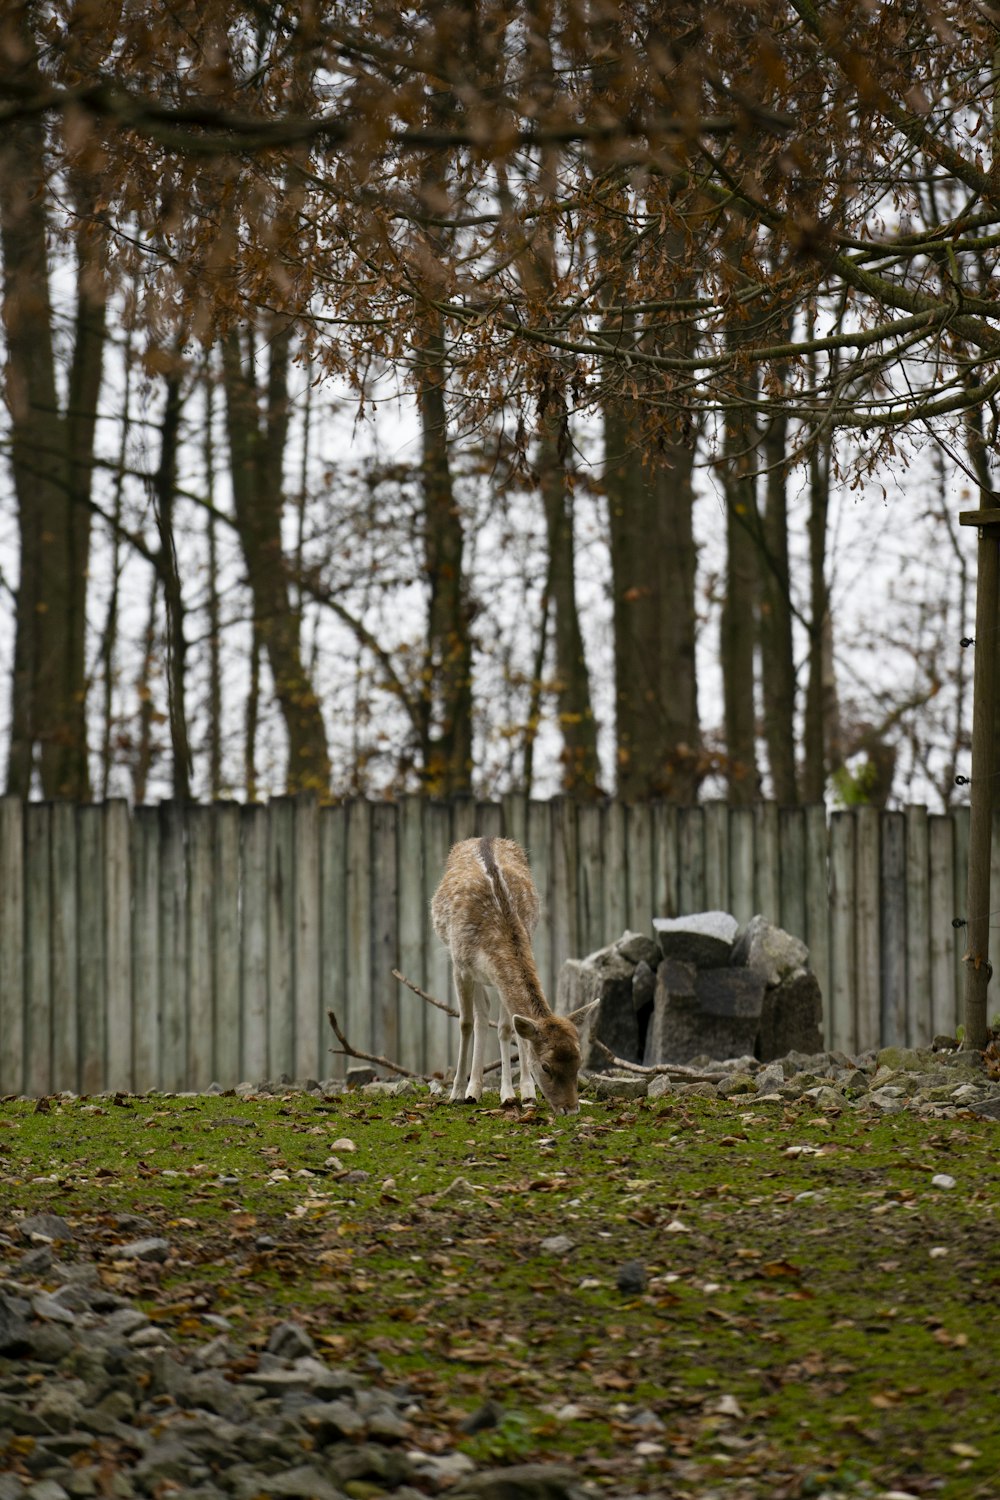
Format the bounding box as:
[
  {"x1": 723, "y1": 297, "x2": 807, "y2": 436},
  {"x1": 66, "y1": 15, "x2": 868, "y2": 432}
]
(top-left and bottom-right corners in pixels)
[{"x1": 431, "y1": 836, "x2": 597, "y2": 1114}]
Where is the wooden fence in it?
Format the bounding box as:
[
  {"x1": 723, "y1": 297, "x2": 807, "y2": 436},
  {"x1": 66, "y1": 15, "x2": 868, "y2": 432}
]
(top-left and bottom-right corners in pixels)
[{"x1": 0, "y1": 796, "x2": 986, "y2": 1097}]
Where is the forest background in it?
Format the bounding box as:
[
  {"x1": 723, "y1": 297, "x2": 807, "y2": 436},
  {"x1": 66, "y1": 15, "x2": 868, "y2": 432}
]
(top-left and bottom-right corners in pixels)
[{"x1": 1, "y1": 0, "x2": 998, "y2": 813}]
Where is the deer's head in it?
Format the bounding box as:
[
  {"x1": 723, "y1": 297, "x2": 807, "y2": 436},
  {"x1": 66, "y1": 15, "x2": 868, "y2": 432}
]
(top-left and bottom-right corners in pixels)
[{"x1": 512, "y1": 1001, "x2": 598, "y2": 1115}]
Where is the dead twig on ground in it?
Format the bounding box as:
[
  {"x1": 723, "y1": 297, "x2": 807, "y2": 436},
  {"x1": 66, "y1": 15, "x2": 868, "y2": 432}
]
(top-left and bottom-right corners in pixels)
[
  {"x1": 591, "y1": 1039, "x2": 724, "y2": 1084},
  {"x1": 326, "y1": 1008, "x2": 419, "y2": 1078}
]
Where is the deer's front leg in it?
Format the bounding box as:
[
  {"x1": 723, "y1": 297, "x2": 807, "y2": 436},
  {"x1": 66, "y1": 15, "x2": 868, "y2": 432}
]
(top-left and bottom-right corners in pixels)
[
  {"x1": 466, "y1": 985, "x2": 490, "y2": 1102},
  {"x1": 497, "y1": 1010, "x2": 516, "y2": 1106},
  {"x1": 450, "y1": 970, "x2": 476, "y2": 1102},
  {"x1": 517, "y1": 1035, "x2": 538, "y2": 1104}
]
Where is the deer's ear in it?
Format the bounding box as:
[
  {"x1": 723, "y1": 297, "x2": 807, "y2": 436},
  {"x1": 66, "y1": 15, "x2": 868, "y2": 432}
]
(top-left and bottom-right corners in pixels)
[
  {"x1": 512, "y1": 1013, "x2": 541, "y2": 1042},
  {"x1": 567, "y1": 999, "x2": 600, "y2": 1027}
]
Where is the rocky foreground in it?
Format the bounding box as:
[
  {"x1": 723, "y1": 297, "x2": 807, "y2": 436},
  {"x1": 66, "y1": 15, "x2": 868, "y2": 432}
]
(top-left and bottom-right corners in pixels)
[{"x1": 1, "y1": 1046, "x2": 996, "y2": 1498}]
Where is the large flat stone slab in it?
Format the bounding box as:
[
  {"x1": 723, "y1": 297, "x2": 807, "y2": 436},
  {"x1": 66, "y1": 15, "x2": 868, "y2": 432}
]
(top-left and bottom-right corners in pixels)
[{"x1": 653, "y1": 912, "x2": 738, "y2": 969}]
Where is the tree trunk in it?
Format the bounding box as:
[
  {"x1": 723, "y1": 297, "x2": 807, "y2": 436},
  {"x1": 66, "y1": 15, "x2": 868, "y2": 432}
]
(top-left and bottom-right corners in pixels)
[
  {"x1": 605, "y1": 400, "x2": 700, "y2": 803},
  {"x1": 416, "y1": 314, "x2": 474, "y2": 796},
  {"x1": 759, "y1": 402, "x2": 798, "y2": 803},
  {"x1": 152, "y1": 368, "x2": 192, "y2": 801},
  {"x1": 720, "y1": 379, "x2": 760, "y2": 806},
  {"x1": 537, "y1": 390, "x2": 600, "y2": 793},
  {"x1": 802, "y1": 430, "x2": 838, "y2": 801},
  {"x1": 0, "y1": 74, "x2": 105, "y2": 799},
  {"x1": 220, "y1": 321, "x2": 331, "y2": 795}
]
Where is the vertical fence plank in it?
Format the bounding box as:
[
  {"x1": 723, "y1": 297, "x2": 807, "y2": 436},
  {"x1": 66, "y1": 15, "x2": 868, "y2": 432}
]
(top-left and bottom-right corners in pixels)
[
  {"x1": 424, "y1": 801, "x2": 455, "y2": 1074},
  {"x1": 929, "y1": 815, "x2": 958, "y2": 1038},
  {"x1": 952, "y1": 805, "x2": 971, "y2": 1023},
  {"x1": 241, "y1": 805, "x2": 268, "y2": 1082},
  {"x1": 159, "y1": 802, "x2": 188, "y2": 1091},
  {"x1": 905, "y1": 805, "x2": 931, "y2": 1047},
  {"x1": 754, "y1": 802, "x2": 780, "y2": 923},
  {"x1": 501, "y1": 791, "x2": 528, "y2": 852},
  {"x1": 104, "y1": 800, "x2": 132, "y2": 1091},
  {"x1": 24, "y1": 805, "x2": 52, "y2": 1096},
  {"x1": 294, "y1": 796, "x2": 322, "y2": 1082},
  {"x1": 528, "y1": 800, "x2": 554, "y2": 999},
  {"x1": 627, "y1": 802, "x2": 654, "y2": 936},
  {"x1": 266, "y1": 798, "x2": 295, "y2": 1079},
  {"x1": 187, "y1": 805, "x2": 214, "y2": 1090},
  {"x1": 320, "y1": 804, "x2": 348, "y2": 1081},
  {"x1": 703, "y1": 801, "x2": 729, "y2": 911},
  {"x1": 0, "y1": 799, "x2": 25, "y2": 1094},
  {"x1": 397, "y1": 796, "x2": 426, "y2": 1073},
  {"x1": 829, "y1": 812, "x2": 856, "y2": 1053},
  {"x1": 131, "y1": 807, "x2": 160, "y2": 1093},
  {"x1": 550, "y1": 798, "x2": 579, "y2": 977},
  {"x1": 804, "y1": 805, "x2": 830, "y2": 1031},
  {"x1": 576, "y1": 801, "x2": 604, "y2": 954},
  {"x1": 77, "y1": 805, "x2": 106, "y2": 1094},
  {"x1": 213, "y1": 804, "x2": 241, "y2": 1085},
  {"x1": 778, "y1": 806, "x2": 806, "y2": 941},
  {"x1": 452, "y1": 796, "x2": 477, "y2": 849},
  {"x1": 371, "y1": 801, "x2": 399, "y2": 1072},
  {"x1": 602, "y1": 800, "x2": 627, "y2": 944},
  {"x1": 50, "y1": 803, "x2": 78, "y2": 1092},
  {"x1": 678, "y1": 806, "x2": 705, "y2": 913},
  {"x1": 855, "y1": 806, "x2": 881, "y2": 1053},
  {"x1": 729, "y1": 807, "x2": 755, "y2": 924},
  {"x1": 880, "y1": 811, "x2": 907, "y2": 1048},
  {"x1": 345, "y1": 799, "x2": 373, "y2": 1056},
  {"x1": 476, "y1": 801, "x2": 504, "y2": 841},
  {"x1": 652, "y1": 802, "x2": 679, "y2": 920}
]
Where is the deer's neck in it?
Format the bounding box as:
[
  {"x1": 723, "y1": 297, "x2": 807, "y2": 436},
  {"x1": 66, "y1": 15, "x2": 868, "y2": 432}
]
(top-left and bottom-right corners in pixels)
[{"x1": 494, "y1": 945, "x2": 550, "y2": 1020}]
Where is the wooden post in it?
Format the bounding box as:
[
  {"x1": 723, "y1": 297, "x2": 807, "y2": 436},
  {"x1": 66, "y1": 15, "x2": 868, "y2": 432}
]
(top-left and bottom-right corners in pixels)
[{"x1": 958, "y1": 508, "x2": 1000, "y2": 1050}]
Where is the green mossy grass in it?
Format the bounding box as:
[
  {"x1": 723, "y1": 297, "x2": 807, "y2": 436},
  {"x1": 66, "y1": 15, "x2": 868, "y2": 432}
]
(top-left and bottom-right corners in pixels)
[{"x1": 2, "y1": 1088, "x2": 998, "y2": 1495}]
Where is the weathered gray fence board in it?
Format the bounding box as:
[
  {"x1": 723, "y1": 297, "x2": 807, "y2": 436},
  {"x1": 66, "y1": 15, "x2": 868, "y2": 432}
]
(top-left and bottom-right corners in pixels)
[
  {"x1": 371, "y1": 800, "x2": 400, "y2": 1072},
  {"x1": 397, "y1": 796, "x2": 426, "y2": 1073},
  {"x1": 187, "y1": 805, "x2": 214, "y2": 1092},
  {"x1": 77, "y1": 805, "x2": 106, "y2": 1095},
  {"x1": 576, "y1": 801, "x2": 604, "y2": 954},
  {"x1": 704, "y1": 801, "x2": 729, "y2": 912},
  {"x1": 1, "y1": 797, "x2": 992, "y2": 1093},
  {"x1": 905, "y1": 805, "x2": 931, "y2": 1048},
  {"x1": 213, "y1": 804, "x2": 241, "y2": 1086},
  {"x1": 928, "y1": 815, "x2": 957, "y2": 1038},
  {"x1": 51, "y1": 803, "x2": 78, "y2": 1092},
  {"x1": 294, "y1": 796, "x2": 322, "y2": 1082},
  {"x1": 24, "y1": 804, "x2": 53, "y2": 1096},
  {"x1": 240, "y1": 805, "x2": 268, "y2": 1082},
  {"x1": 754, "y1": 803, "x2": 780, "y2": 924},
  {"x1": 778, "y1": 807, "x2": 806, "y2": 941},
  {"x1": 880, "y1": 811, "x2": 907, "y2": 1048},
  {"x1": 320, "y1": 804, "x2": 348, "y2": 1079},
  {"x1": 159, "y1": 803, "x2": 188, "y2": 1092},
  {"x1": 854, "y1": 805, "x2": 881, "y2": 1052},
  {"x1": 105, "y1": 799, "x2": 132, "y2": 1091},
  {"x1": 0, "y1": 798, "x2": 24, "y2": 1094},
  {"x1": 829, "y1": 812, "x2": 855, "y2": 1053},
  {"x1": 267, "y1": 799, "x2": 295, "y2": 1079},
  {"x1": 131, "y1": 807, "x2": 160, "y2": 1093},
  {"x1": 953, "y1": 806, "x2": 970, "y2": 1021}
]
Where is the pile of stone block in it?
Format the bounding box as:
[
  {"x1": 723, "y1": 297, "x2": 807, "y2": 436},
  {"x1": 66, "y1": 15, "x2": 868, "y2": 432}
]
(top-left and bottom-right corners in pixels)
[{"x1": 555, "y1": 912, "x2": 823, "y2": 1068}]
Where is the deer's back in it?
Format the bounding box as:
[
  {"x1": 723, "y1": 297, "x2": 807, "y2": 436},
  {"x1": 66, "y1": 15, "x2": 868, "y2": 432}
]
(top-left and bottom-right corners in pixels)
[{"x1": 430, "y1": 837, "x2": 540, "y2": 972}]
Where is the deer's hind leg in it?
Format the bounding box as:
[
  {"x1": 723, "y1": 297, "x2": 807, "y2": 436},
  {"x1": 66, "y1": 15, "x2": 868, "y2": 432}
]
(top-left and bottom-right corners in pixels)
[{"x1": 449, "y1": 968, "x2": 477, "y2": 1102}]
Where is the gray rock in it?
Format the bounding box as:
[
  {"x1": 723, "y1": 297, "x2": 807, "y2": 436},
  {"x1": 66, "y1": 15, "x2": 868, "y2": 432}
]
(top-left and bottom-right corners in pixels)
[
  {"x1": 616, "y1": 931, "x2": 661, "y2": 968},
  {"x1": 645, "y1": 965, "x2": 765, "y2": 1065},
  {"x1": 539, "y1": 1235, "x2": 575, "y2": 1257},
  {"x1": 653, "y1": 911, "x2": 739, "y2": 969},
  {"x1": 757, "y1": 969, "x2": 824, "y2": 1061},
  {"x1": 647, "y1": 1074, "x2": 674, "y2": 1099},
  {"x1": 0, "y1": 1292, "x2": 31, "y2": 1355},
  {"x1": 755, "y1": 1062, "x2": 785, "y2": 1094},
  {"x1": 117, "y1": 1237, "x2": 170, "y2": 1263},
  {"x1": 631, "y1": 959, "x2": 656, "y2": 1011},
  {"x1": 19, "y1": 1213, "x2": 75, "y2": 1245},
  {"x1": 732, "y1": 914, "x2": 809, "y2": 986},
  {"x1": 589, "y1": 1075, "x2": 648, "y2": 1100},
  {"x1": 616, "y1": 1260, "x2": 647, "y2": 1295},
  {"x1": 267, "y1": 1321, "x2": 315, "y2": 1360},
  {"x1": 450, "y1": 1463, "x2": 587, "y2": 1500},
  {"x1": 299, "y1": 1398, "x2": 367, "y2": 1442},
  {"x1": 556, "y1": 948, "x2": 639, "y2": 1064}
]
